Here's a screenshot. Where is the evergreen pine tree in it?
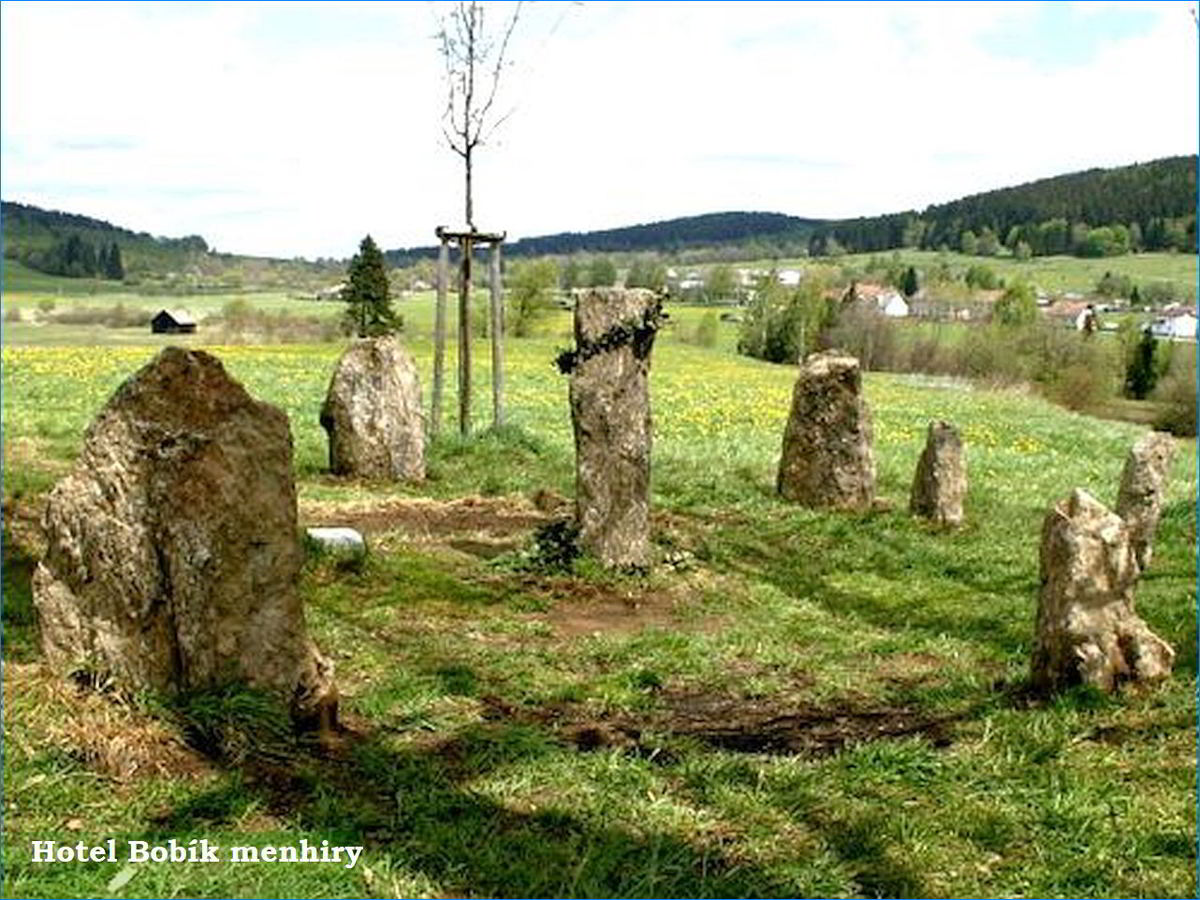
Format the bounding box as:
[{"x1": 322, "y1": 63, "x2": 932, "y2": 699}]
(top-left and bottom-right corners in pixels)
[
  {"x1": 104, "y1": 242, "x2": 125, "y2": 280},
  {"x1": 1124, "y1": 328, "x2": 1159, "y2": 399},
  {"x1": 900, "y1": 265, "x2": 919, "y2": 298},
  {"x1": 342, "y1": 235, "x2": 398, "y2": 337}
]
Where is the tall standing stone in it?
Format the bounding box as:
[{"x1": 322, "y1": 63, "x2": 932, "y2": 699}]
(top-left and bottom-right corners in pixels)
[
  {"x1": 32, "y1": 347, "x2": 337, "y2": 728},
  {"x1": 1115, "y1": 431, "x2": 1174, "y2": 571},
  {"x1": 776, "y1": 351, "x2": 875, "y2": 509},
  {"x1": 565, "y1": 288, "x2": 663, "y2": 569},
  {"x1": 1031, "y1": 488, "x2": 1173, "y2": 694},
  {"x1": 320, "y1": 336, "x2": 424, "y2": 481},
  {"x1": 909, "y1": 420, "x2": 966, "y2": 526}
]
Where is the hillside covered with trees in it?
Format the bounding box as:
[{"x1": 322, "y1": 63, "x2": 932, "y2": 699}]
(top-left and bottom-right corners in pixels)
[
  {"x1": 385, "y1": 156, "x2": 1196, "y2": 265},
  {"x1": 1, "y1": 201, "x2": 339, "y2": 292},
  {"x1": 384, "y1": 211, "x2": 825, "y2": 266},
  {"x1": 808, "y1": 155, "x2": 1196, "y2": 258}
]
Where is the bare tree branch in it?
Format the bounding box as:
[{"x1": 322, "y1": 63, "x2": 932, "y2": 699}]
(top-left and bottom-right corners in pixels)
[{"x1": 436, "y1": 0, "x2": 522, "y2": 228}]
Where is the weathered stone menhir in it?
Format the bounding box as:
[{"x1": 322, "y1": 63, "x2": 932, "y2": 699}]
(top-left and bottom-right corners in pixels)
[
  {"x1": 776, "y1": 351, "x2": 875, "y2": 509},
  {"x1": 33, "y1": 347, "x2": 337, "y2": 728},
  {"x1": 909, "y1": 420, "x2": 966, "y2": 526},
  {"x1": 566, "y1": 288, "x2": 664, "y2": 569},
  {"x1": 1031, "y1": 488, "x2": 1173, "y2": 694},
  {"x1": 1115, "y1": 431, "x2": 1174, "y2": 571},
  {"x1": 320, "y1": 335, "x2": 424, "y2": 481}
]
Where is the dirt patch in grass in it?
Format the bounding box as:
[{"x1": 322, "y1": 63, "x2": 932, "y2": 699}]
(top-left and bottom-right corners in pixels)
[
  {"x1": 509, "y1": 569, "x2": 735, "y2": 639},
  {"x1": 536, "y1": 579, "x2": 692, "y2": 637},
  {"x1": 6, "y1": 663, "x2": 215, "y2": 783},
  {"x1": 301, "y1": 494, "x2": 550, "y2": 542},
  {"x1": 479, "y1": 689, "x2": 957, "y2": 759}
]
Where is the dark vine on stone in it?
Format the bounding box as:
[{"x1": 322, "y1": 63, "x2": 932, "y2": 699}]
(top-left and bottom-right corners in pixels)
[{"x1": 554, "y1": 299, "x2": 667, "y2": 375}]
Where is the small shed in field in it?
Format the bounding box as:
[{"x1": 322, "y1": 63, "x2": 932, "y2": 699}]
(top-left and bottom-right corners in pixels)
[{"x1": 151, "y1": 309, "x2": 197, "y2": 335}]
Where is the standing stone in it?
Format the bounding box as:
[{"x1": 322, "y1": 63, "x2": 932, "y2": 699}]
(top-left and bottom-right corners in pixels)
[
  {"x1": 32, "y1": 347, "x2": 337, "y2": 728},
  {"x1": 1031, "y1": 489, "x2": 1173, "y2": 694},
  {"x1": 909, "y1": 420, "x2": 966, "y2": 526},
  {"x1": 320, "y1": 336, "x2": 424, "y2": 481},
  {"x1": 776, "y1": 351, "x2": 875, "y2": 509},
  {"x1": 566, "y1": 288, "x2": 663, "y2": 569},
  {"x1": 1115, "y1": 431, "x2": 1174, "y2": 571}
]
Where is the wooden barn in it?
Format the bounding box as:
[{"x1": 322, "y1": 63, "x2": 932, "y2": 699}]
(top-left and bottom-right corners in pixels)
[{"x1": 150, "y1": 309, "x2": 197, "y2": 335}]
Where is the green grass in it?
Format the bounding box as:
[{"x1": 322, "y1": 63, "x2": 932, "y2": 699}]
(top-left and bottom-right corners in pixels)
[
  {"x1": 746, "y1": 249, "x2": 1198, "y2": 298},
  {"x1": 2, "y1": 306, "x2": 1195, "y2": 898}
]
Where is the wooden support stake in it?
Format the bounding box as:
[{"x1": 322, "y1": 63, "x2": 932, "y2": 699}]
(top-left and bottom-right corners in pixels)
[
  {"x1": 433, "y1": 232, "x2": 449, "y2": 438},
  {"x1": 489, "y1": 241, "x2": 505, "y2": 428},
  {"x1": 458, "y1": 235, "x2": 474, "y2": 437}
]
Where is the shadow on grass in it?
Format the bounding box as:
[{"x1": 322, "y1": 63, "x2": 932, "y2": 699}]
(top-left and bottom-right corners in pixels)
[
  {"x1": 2, "y1": 525, "x2": 41, "y2": 661},
  {"x1": 707, "y1": 511, "x2": 1034, "y2": 656},
  {"x1": 146, "y1": 721, "x2": 809, "y2": 898}
]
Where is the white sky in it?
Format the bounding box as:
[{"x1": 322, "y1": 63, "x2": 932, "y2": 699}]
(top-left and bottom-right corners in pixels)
[{"x1": 2, "y1": 1, "x2": 1197, "y2": 259}]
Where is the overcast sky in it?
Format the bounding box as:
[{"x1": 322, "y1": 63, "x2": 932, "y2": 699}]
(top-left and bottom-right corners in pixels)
[{"x1": 2, "y1": 1, "x2": 1197, "y2": 259}]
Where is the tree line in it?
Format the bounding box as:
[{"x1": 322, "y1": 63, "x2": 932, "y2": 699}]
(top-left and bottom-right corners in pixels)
[
  {"x1": 385, "y1": 155, "x2": 1196, "y2": 264},
  {"x1": 20, "y1": 234, "x2": 125, "y2": 279},
  {"x1": 384, "y1": 212, "x2": 821, "y2": 266},
  {"x1": 809, "y1": 155, "x2": 1196, "y2": 258}
]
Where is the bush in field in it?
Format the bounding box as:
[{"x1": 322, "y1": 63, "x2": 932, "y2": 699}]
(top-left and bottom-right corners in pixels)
[
  {"x1": 964, "y1": 264, "x2": 999, "y2": 290},
  {"x1": 1045, "y1": 339, "x2": 1118, "y2": 412},
  {"x1": 48, "y1": 304, "x2": 151, "y2": 328},
  {"x1": 586, "y1": 256, "x2": 617, "y2": 287},
  {"x1": 992, "y1": 281, "x2": 1037, "y2": 326},
  {"x1": 1152, "y1": 347, "x2": 1197, "y2": 436},
  {"x1": 737, "y1": 277, "x2": 832, "y2": 364},
  {"x1": 1096, "y1": 270, "x2": 1133, "y2": 299},
  {"x1": 625, "y1": 256, "x2": 667, "y2": 291},
  {"x1": 1140, "y1": 280, "x2": 1180, "y2": 306},
  {"x1": 822, "y1": 301, "x2": 901, "y2": 371},
  {"x1": 220, "y1": 298, "x2": 340, "y2": 344},
  {"x1": 506, "y1": 258, "x2": 558, "y2": 338}
]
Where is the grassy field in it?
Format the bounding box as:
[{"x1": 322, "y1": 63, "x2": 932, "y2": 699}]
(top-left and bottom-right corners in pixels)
[
  {"x1": 747, "y1": 249, "x2": 1198, "y2": 298},
  {"x1": 2, "y1": 295, "x2": 1196, "y2": 897}
]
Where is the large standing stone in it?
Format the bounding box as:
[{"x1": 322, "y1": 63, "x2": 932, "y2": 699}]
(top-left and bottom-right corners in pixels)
[
  {"x1": 776, "y1": 351, "x2": 875, "y2": 509},
  {"x1": 909, "y1": 420, "x2": 966, "y2": 526},
  {"x1": 1115, "y1": 431, "x2": 1174, "y2": 571},
  {"x1": 32, "y1": 347, "x2": 337, "y2": 728},
  {"x1": 320, "y1": 336, "x2": 424, "y2": 481},
  {"x1": 1031, "y1": 488, "x2": 1173, "y2": 694},
  {"x1": 566, "y1": 288, "x2": 663, "y2": 569}
]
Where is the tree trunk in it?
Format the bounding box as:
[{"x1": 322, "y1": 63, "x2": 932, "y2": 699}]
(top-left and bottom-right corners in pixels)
[
  {"x1": 489, "y1": 241, "x2": 505, "y2": 428},
  {"x1": 433, "y1": 236, "x2": 449, "y2": 437},
  {"x1": 465, "y1": 148, "x2": 474, "y2": 231},
  {"x1": 458, "y1": 236, "x2": 474, "y2": 436}
]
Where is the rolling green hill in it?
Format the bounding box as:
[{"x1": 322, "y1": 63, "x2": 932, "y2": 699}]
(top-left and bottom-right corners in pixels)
[
  {"x1": 386, "y1": 155, "x2": 1197, "y2": 262},
  {"x1": 1, "y1": 201, "x2": 341, "y2": 293},
  {"x1": 810, "y1": 155, "x2": 1196, "y2": 256}
]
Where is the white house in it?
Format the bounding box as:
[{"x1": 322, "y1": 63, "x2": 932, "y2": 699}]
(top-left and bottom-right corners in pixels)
[
  {"x1": 1148, "y1": 311, "x2": 1198, "y2": 341},
  {"x1": 851, "y1": 282, "x2": 909, "y2": 318},
  {"x1": 876, "y1": 290, "x2": 910, "y2": 318},
  {"x1": 777, "y1": 269, "x2": 803, "y2": 287}
]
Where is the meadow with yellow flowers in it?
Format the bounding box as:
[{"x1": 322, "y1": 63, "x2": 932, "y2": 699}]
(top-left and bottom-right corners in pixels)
[{"x1": 2, "y1": 302, "x2": 1195, "y2": 899}]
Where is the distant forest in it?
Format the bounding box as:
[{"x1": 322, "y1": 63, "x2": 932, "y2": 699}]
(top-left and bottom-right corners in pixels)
[
  {"x1": 4, "y1": 155, "x2": 1194, "y2": 283},
  {"x1": 2, "y1": 200, "x2": 209, "y2": 279},
  {"x1": 383, "y1": 212, "x2": 824, "y2": 267},
  {"x1": 387, "y1": 154, "x2": 1197, "y2": 264},
  {"x1": 1, "y1": 200, "x2": 338, "y2": 292},
  {"x1": 810, "y1": 155, "x2": 1196, "y2": 258}
]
